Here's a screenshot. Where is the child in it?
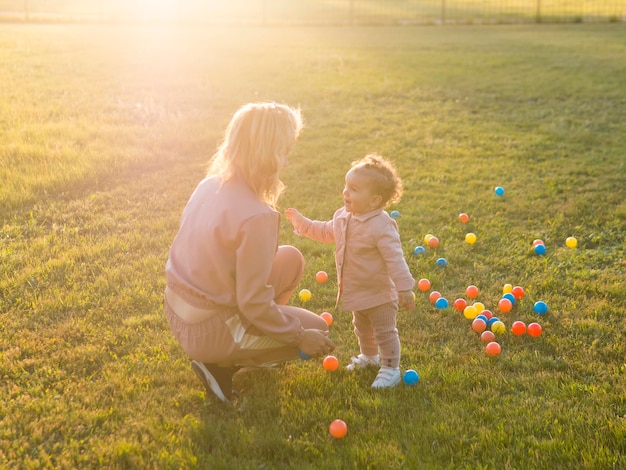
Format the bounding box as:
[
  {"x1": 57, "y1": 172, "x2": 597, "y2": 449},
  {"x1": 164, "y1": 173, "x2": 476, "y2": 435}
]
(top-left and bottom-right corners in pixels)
[{"x1": 285, "y1": 154, "x2": 415, "y2": 388}]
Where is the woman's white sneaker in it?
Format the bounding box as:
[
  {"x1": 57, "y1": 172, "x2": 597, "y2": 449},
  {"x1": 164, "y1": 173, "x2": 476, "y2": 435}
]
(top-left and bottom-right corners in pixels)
[
  {"x1": 371, "y1": 366, "x2": 401, "y2": 388},
  {"x1": 345, "y1": 354, "x2": 380, "y2": 371}
]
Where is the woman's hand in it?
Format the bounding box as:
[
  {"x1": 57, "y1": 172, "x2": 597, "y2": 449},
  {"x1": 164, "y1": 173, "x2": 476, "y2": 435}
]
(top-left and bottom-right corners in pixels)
[
  {"x1": 298, "y1": 329, "x2": 336, "y2": 358},
  {"x1": 398, "y1": 290, "x2": 415, "y2": 312}
]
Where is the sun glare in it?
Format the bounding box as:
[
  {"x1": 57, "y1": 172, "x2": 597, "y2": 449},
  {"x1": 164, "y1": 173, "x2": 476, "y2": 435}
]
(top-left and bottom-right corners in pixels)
[{"x1": 133, "y1": 0, "x2": 180, "y2": 22}]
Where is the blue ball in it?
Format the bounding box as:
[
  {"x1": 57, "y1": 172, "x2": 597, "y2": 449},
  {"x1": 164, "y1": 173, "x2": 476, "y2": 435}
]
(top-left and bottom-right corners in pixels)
[
  {"x1": 495, "y1": 186, "x2": 505, "y2": 196},
  {"x1": 475, "y1": 314, "x2": 488, "y2": 323},
  {"x1": 436, "y1": 257, "x2": 448, "y2": 268},
  {"x1": 403, "y1": 369, "x2": 420, "y2": 386},
  {"x1": 534, "y1": 244, "x2": 547, "y2": 255},
  {"x1": 298, "y1": 349, "x2": 311, "y2": 360},
  {"x1": 534, "y1": 301, "x2": 548, "y2": 315},
  {"x1": 487, "y1": 317, "x2": 500, "y2": 326},
  {"x1": 413, "y1": 246, "x2": 425, "y2": 256},
  {"x1": 435, "y1": 297, "x2": 449, "y2": 309},
  {"x1": 390, "y1": 210, "x2": 400, "y2": 219},
  {"x1": 502, "y1": 292, "x2": 516, "y2": 304}
]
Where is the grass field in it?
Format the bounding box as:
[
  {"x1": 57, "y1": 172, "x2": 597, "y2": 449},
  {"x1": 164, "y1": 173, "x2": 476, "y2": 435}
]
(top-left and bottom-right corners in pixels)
[{"x1": 1, "y1": 22, "x2": 625, "y2": 469}]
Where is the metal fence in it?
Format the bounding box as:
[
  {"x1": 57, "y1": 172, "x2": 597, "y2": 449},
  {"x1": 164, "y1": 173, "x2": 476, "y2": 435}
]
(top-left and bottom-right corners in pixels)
[{"x1": 0, "y1": 0, "x2": 624, "y2": 24}]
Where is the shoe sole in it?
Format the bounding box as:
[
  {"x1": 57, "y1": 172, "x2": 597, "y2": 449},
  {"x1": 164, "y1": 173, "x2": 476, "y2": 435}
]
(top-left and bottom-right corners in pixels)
[{"x1": 191, "y1": 360, "x2": 229, "y2": 402}]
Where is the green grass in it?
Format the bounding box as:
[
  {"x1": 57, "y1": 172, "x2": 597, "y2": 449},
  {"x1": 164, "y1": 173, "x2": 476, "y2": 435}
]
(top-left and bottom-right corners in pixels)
[{"x1": 1, "y1": 23, "x2": 625, "y2": 469}]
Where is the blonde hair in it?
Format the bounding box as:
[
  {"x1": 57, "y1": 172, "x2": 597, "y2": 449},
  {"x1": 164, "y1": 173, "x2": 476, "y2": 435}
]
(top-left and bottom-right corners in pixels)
[
  {"x1": 350, "y1": 154, "x2": 403, "y2": 206},
  {"x1": 208, "y1": 102, "x2": 303, "y2": 207}
]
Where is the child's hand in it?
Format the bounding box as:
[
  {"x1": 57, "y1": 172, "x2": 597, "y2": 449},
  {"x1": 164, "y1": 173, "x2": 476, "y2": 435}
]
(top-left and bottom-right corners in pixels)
[
  {"x1": 398, "y1": 290, "x2": 415, "y2": 312},
  {"x1": 284, "y1": 208, "x2": 304, "y2": 231}
]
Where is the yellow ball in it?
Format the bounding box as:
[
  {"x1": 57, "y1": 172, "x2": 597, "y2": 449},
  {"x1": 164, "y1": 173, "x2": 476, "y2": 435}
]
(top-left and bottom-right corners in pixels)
[
  {"x1": 465, "y1": 233, "x2": 477, "y2": 244},
  {"x1": 566, "y1": 236, "x2": 578, "y2": 248},
  {"x1": 491, "y1": 320, "x2": 506, "y2": 334},
  {"x1": 298, "y1": 289, "x2": 312, "y2": 302},
  {"x1": 424, "y1": 234, "x2": 434, "y2": 244},
  {"x1": 463, "y1": 305, "x2": 478, "y2": 320},
  {"x1": 502, "y1": 284, "x2": 513, "y2": 294},
  {"x1": 472, "y1": 302, "x2": 485, "y2": 313}
]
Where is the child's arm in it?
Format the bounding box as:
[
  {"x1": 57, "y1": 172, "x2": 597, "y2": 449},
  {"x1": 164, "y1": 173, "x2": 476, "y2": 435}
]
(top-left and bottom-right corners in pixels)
[{"x1": 285, "y1": 208, "x2": 335, "y2": 243}]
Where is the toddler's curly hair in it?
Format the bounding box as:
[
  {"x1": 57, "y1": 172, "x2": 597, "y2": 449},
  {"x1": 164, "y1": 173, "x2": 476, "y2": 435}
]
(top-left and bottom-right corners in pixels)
[{"x1": 350, "y1": 154, "x2": 403, "y2": 207}]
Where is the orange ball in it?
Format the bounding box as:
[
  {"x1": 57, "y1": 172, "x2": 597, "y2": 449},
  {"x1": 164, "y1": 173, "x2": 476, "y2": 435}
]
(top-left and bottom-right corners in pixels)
[
  {"x1": 527, "y1": 322, "x2": 543, "y2": 337},
  {"x1": 428, "y1": 236, "x2": 440, "y2": 249},
  {"x1": 486, "y1": 341, "x2": 501, "y2": 356},
  {"x1": 458, "y1": 213, "x2": 469, "y2": 224},
  {"x1": 481, "y1": 330, "x2": 496, "y2": 343},
  {"x1": 329, "y1": 419, "x2": 348, "y2": 439},
  {"x1": 511, "y1": 320, "x2": 527, "y2": 336},
  {"x1": 429, "y1": 291, "x2": 442, "y2": 304},
  {"x1": 320, "y1": 312, "x2": 333, "y2": 326},
  {"x1": 323, "y1": 355, "x2": 339, "y2": 372},
  {"x1": 417, "y1": 278, "x2": 431, "y2": 292},
  {"x1": 466, "y1": 285, "x2": 479, "y2": 299},
  {"x1": 498, "y1": 298, "x2": 513, "y2": 313},
  {"x1": 453, "y1": 298, "x2": 467, "y2": 311},
  {"x1": 315, "y1": 271, "x2": 329, "y2": 283}
]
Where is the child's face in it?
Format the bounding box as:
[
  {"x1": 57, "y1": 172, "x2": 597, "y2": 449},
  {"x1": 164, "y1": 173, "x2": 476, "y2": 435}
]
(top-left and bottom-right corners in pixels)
[{"x1": 342, "y1": 168, "x2": 382, "y2": 216}]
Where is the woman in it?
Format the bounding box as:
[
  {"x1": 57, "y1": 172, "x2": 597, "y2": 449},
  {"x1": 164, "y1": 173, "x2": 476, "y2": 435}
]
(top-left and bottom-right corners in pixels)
[{"x1": 165, "y1": 102, "x2": 335, "y2": 402}]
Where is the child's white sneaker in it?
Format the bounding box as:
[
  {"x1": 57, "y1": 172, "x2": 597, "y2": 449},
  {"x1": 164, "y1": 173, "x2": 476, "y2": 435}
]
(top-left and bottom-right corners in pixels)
[
  {"x1": 371, "y1": 366, "x2": 401, "y2": 388},
  {"x1": 345, "y1": 354, "x2": 380, "y2": 371}
]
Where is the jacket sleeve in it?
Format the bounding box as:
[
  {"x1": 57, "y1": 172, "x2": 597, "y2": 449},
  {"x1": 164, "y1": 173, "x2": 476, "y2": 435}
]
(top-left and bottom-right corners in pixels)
[
  {"x1": 235, "y1": 212, "x2": 304, "y2": 345},
  {"x1": 293, "y1": 216, "x2": 336, "y2": 244},
  {"x1": 377, "y1": 221, "x2": 416, "y2": 292}
]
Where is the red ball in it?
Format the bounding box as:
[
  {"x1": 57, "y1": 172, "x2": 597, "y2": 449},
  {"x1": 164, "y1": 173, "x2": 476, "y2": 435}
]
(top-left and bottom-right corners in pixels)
[
  {"x1": 458, "y1": 213, "x2": 469, "y2": 224},
  {"x1": 527, "y1": 322, "x2": 543, "y2": 337},
  {"x1": 329, "y1": 419, "x2": 348, "y2": 439},
  {"x1": 512, "y1": 286, "x2": 525, "y2": 299},
  {"x1": 486, "y1": 341, "x2": 501, "y2": 356},
  {"x1": 532, "y1": 239, "x2": 545, "y2": 248},
  {"x1": 481, "y1": 330, "x2": 496, "y2": 343},
  {"x1": 511, "y1": 320, "x2": 527, "y2": 336},
  {"x1": 466, "y1": 285, "x2": 479, "y2": 299},
  {"x1": 472, "y1": 318, "x2": 487, "y2": 333},
  {"x1": 428, "y1": 236, "x2": 440, "y2": 249},
  {"x1": 315, "y1": 271, "x2": 329, "y2": 283},
  {"x1": 320, "y1": 312, "x2": 333, "y2": 326},
  {"x1": 453, "y1": 298, "x2": 467, "y2": 311},
  {"x1": 429, "y1": 291, "x2": 442, "y2": 304},
  {"x1": 480, "y1": 309, "x2": 494, "y2": 320}
]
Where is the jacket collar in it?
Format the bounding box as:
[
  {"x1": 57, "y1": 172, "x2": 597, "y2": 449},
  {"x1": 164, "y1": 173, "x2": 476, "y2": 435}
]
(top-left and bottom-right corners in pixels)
[{"x1": 337, "y1": 207, "x2": 384, "y2": 222}]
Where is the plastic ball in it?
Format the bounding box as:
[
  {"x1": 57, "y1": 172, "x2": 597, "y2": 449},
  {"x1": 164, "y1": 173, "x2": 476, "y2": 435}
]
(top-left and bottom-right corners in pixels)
[
  {"x1": 298, "y1": 349, "x2": 311, "y2": 360},
  {"x1": 533, "y1": 301, "x2": 548, "y2": 315},
  {"x1": 498, "y1": 298, "x2": 513, "y2": 313},
  {"x1": 472, "y1": 302, "x2": 486, "y2": 313},
  {"x1": 320, "y1": 312, "x2": 333, "y2": 326},
  {"x1": 491, "y1": 320, "x2": 506, "y2": 334},
  {"x1": 299, "y1": 289, "x2": 312, "y2": 302},
  {"x1": 502, "y1": 283, "x2": 513, "y2": 294},
  {"x1": 435, "y1": 297, "x2": 449, "y2": 310},
  {"x1": 512, "y1": 286, "x2": 525, "y2": 300},
  {"x1": 403, "y1": 369, "x2": 420, "y2": 386},
  {"x1": 566, "y1": 236, "x2": 578, "y2": 248},
  {"x1": 424, "y1": 234, "x2": 434, "y2": 244},
  {"x1": 480, "y1": 330, "x2": 496, "y2": 343},
  {"x1": 329, "y1": 419, "x2": 348, "y2": 439},
  {"x1": 527, "y1": 322, "x2": 543, "y2": 337},
  {"x1": 428, "y1": 236, "x2": 440, "y2": 249},
  {"x1": 323, "y1": 355, "x2": 339, "y2": 372},
  {"x1": 466, "y1": 285, "x2": 479, "y2": 299},
  {"x1": 315, "y1": 271, "x2": 329, "y2": 283},
  {"x1": 436, "y1": 257, "x2": 448, "y2": 268},
  {"x1": 429, "y1": 291, "x2": 442, "y2": 304},
  {"x1": 417, "y1": 278, "x2": 431, "y2": 292},
  {"x1": 486, "y1": 341, "x2": 502, "y2": 356},
  {"x1": 465, "y1": 232, "x2": 477, "y2": 245},
  {"x1": 534, "y1": 244, "x2": 547, "y2": 255},
  {"x1": 475, "y1": 314, "x2": 488, "y2": 324},
  {"x1": 487, "y1": 316, "x2": 500, "y2": 326},
  {"x1": 463, "y1": 305, "x2": 478, "y2": 320},
  {"x1": 502, "y1": 293, "x2": 516, "y2": 305},
  {"x1": 472, "y1": 318, "x2": 487, "y2": 333},
  {"x1": 458, "y1": 213, "x2": 469, "y2": 224},
  {"x1": 532, "y1": 239, "x2": 545, "y2": 248},
  {"x1": 494, "y1": 186, "x2": 505, "y2": 196},
  {"x1": 480, "y1": 309, "x2": 494, "y2": 320},
  {"x1": 453, "y1": 298, "x2": 467, "y2": 311},
  {"x1": 511, "y1": 321, "x2": 527, "y2": 336},
  {"x1": 413, "y1": 246, "x2": 426, "y2": 256},
  {"x1": 390, "y1": 210, "x2": 400, "y2": 219}
]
